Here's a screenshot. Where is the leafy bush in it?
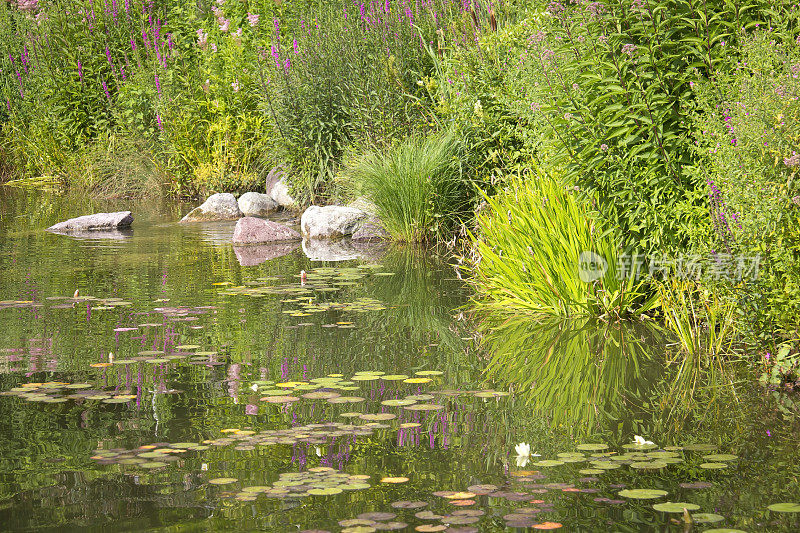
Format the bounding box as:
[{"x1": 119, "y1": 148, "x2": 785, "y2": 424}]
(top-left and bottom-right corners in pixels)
[
  {"x1": 444, "y1": 0, "x2": 789, "y2": 253},
  {"x1": 688, "y1": 19, "x2": 800, "y2": 344},
  {"x1": 349, "y1": 130, "x2": 472, "y2": 243},
  {"x1": 471, "y1": 168, "x2": 655, "y2": 318},
  {"x1": 260, "y1": 0, "x2": 484, "y2": 202}
]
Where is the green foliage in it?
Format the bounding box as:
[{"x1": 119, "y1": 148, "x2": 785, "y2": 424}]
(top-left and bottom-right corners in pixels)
[
  {"x1": 262, "y1": 1, "x2": 465, "y2": 202},
  {"x1": 657, "y1": 279, "x2": 736, "y2": 359},
  {"x1": 349, "y1": 130, "x2": 472, "y2": 243},
  {"x1": 471, "y1": 169, "x2": 655, "y2": 318},
  {"x1": 690, "y1": 20, "x2": 800, "y2": 342}
]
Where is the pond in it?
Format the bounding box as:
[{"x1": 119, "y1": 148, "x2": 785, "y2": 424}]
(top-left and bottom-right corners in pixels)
[{"x1": 0, "y1": 188, "x2": 799, "y2": 532}]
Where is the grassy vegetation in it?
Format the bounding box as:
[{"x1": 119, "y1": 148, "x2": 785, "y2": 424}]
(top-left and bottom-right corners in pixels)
[
  {"x1": 347, "y1": 130, "x2": 472, "y2": 243},
  {"x1": 471, "y1": 169, "x2": 655, "y2": 318}
]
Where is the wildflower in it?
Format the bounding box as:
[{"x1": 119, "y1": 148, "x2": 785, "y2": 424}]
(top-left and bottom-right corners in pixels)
[
  {"x1": 156, "y1": 113, "x2": 163, "y2": 131},
  {"x1": 293, "y1": 38, "x2": 299, "y2": 54},
  {"x1": 247, "y1": 12, "x2": 259, "y2": 27},
  {"x1": 231, "y1": 80, "x2": 239, "y2": 92},
  {"x1": 219, "y1": 18, "x2": 230, "y2": 32},
  {"x1": 633, "y1": 435, "x2": 654, "y2": 446},
  {"x1": 196, "y1": 29, "x2": 208, "y2": 48},
  {"x1": 622, "y1": 43, "x2": 637, "y2": 57},
  {"x1": 784, "y1": 151, "x2": 799, "y2": 167},
  {"x1": 513, "y1": 442, "x2": 541, "y2": 467},
  {"x1": 600, "y1": 143, "x2": 608, "y2": 152},
  {"x1": 474, "y1": 99, "x2": 483, "y2": 116}
]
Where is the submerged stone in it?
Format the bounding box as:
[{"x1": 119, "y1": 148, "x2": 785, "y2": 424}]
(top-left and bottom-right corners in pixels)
[
  {"x1": 232, "y1": 217, "x2": 301, "y2": 244},
  {"x1": 238, "y1": 192, "x2": 279, "y2": 217},
  {"x1": 47, "y1": 211, "x2": 133, "y2": 233},
  {"x1": 301, "y1": 206, "x2": 369, "y2": 239},
  {"x1": 180, "y1": 193, "x2": 241, "y2": 222}
]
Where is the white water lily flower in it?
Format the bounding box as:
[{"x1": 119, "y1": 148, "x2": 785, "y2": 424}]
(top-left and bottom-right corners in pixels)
[
  {"x1": 513, "y1": 442, "x2": 541, "y2": 467},
  {"x1": 250, "y1": 383, "x2": 258, "y2": 392},
  {"x1": 633, "y1": 435, "x2": 654, "y2": 446}
]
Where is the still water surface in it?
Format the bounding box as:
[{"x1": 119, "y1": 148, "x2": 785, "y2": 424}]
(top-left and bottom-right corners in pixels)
[{"x1": 0, "y1": 189, "x2": 799, "y2": 532}]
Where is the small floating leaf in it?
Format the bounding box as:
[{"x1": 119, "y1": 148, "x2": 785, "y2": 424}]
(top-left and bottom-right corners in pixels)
[
  {"x1": 209, "y1": 478, "x2": 238, "y2": 485},
  {"x1": 576, "y1": 444, "x2": 609, "y2": 451},
  {"x1": 767, "y1": 503, "x2": 800, "y2": 513},
  {"x1": 381, "y1": 477, "x2": 409, "y2": 484},
  {"x1": 699, "y1": 462, "x2": 728, "y2": 470},
  {"x1": 702, "y1": 454, "x2": 738, "y2": 462},
  {"x1": 691, "y1": 513, "x2": 725, "y2": 523},
  {"x1": 618, "y1": 489, "x2": 668, "y2": 499},
  {"x1": 652, "y1": 502, "x2": 701, "y2": 513}
]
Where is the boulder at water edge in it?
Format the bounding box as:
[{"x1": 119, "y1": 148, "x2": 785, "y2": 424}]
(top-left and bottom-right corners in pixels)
[
  {"x1": 268, "y1": 178, "x2": 297, "y2": 208},
  {"x1": 180, "y1": 193, "x2": 242, "y2": 222},
  {"x1": 352, "y1": 219, "x2": 388, "y2": 242},
  {"x1": 238, "y1": 192, "x2": 278, "y2": 217},
  {"x1": 300, "y1": 206, "x2": 369, "y2": 239},
  {"x1": 232, "y1": 216, "x2": 301, "y2": 244},
  {"x1": 47, "y1": 211, "x2": 133, "y2": 233}
]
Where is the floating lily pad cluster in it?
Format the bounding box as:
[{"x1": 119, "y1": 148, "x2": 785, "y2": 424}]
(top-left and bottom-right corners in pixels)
[
  {"x1": 88, "y1": 347, "x2": 222, "y2": 369},
  {"x1": 46, "y1": 295, "x2": 133, "y2": 310},
  {"x1": 0, "y1": 382, "x2": 137, "y2": 404},
  {"x1": 90, "y1": 442, "x2": 208, "y2": 468},
  {"x1": 216, "y1": 266, "x2": 390, "y2": 324},
  {"x1": 505, "y1": 441, "x2": 749, "y2": 525},
  {"x1": 203, "y1": 423, "x2": 379, "y2": 450},
  {"x1": 214, "y1": 467, "x2": 371, "y2": 502}
]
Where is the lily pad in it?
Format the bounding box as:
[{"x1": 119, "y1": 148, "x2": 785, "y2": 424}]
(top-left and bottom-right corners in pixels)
[
  {"x1": 576, "y1": 444, "x2": 609, "y2": 451},
  {"x1": 767, "y1": 502, "x2": 800, "y2": 512},
  {"x1": 618, "y1": 489, "x2": 668, "y2": 499},
  {"x1": 652, "y1": 502, "x2": 701, "y2": 512},
  {"x1": 702, "y1": 454, "x2": 738, "y2": 462},
  {"x1": 699, "y1": 462, "x2": 728, "y2": 469},
  {"x1": 691, "y1": 513, "x2": 725, "y2": 523},
  {"x1": 209, "y1": 477, "x2": 238, "y2": 485}
]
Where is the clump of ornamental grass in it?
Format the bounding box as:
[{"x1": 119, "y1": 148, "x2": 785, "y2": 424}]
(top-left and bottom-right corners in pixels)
[
  {"x1": 349, "y1": 130, "x2": 473, "y2": 243},
  {"x1": 470, "y1": 168, "x2": 656, "y2": 319}
]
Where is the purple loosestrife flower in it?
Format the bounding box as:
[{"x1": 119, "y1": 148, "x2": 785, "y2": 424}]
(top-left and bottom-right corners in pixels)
[
  {"x1": 77, "y1": 60, "x2": 84, "y2": 82},
  {"x1": 102, "y1": 79, "x2": 112, "y2": 102},
  {"x1": 293, "y1": 38, "x2": 299, "y2": 54},
  {"x1": 156, "y1": 113, "x2": 163, "y2": 131},
  {"x1": 155, "y1": 73, "x2": 161, "y2": 96}
]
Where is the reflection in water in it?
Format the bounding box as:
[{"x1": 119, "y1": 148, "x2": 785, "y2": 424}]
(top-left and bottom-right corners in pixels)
[
  {"x1": 482, "y1": 317, "x2": 665, "y2": 435},
  {"x1": 2, "y1": 188, "x2": 800, "y2": 531}
]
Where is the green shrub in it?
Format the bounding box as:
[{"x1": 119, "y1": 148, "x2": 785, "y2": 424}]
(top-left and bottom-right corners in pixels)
[
  {"x1": 349, "y1": 130, "x2": 472, "y2": 243},
  {"x1": 443, "y1": 0, "x2": 789, "y2": 253},
  {"x1": 471, "y1": 168, "x2": 655, "y2": 318},
  {"x1": 690, "y1": 19, "x2": 800, "y2": 343}
]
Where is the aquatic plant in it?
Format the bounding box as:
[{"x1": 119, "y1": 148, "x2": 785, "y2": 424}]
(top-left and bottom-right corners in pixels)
[
  {"x1": 470, "y1": 168, "x2": 656, "y2": 318},
  {"x1": 349, "y1": 130, "x2": 473, "y2": 243}
]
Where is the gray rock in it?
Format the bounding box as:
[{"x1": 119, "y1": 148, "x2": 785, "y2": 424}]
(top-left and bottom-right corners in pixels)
[
  {"x1": 352, "y1": 219, "x2": 388, "y2": 242},
  {"x1": 238, "y1": 192, "x2": 278, "y2": 217},
  {"x1": 300, "y1": 205, "x2": 369, "y2": 239},
  {"x1": 269, "y1": 178, "x2": 297, "y2": 208},
  {"x1": 180, "y1": 193, "x2": 242, "y2": 222},
  {"x1": 232, "y1": 216, "x2": 301, "y2": 244},
  {"x1": 234, "y1": 242, "x2": 299, "y2": 266},
  {"x1": 47, "y1": 211, "x2": 133, "y2": 233}
]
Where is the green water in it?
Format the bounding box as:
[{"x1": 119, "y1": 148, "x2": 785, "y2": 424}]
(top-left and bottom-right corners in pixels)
[{"x1": 0, "y1": 188, "x2": 799, "y2": 532}]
